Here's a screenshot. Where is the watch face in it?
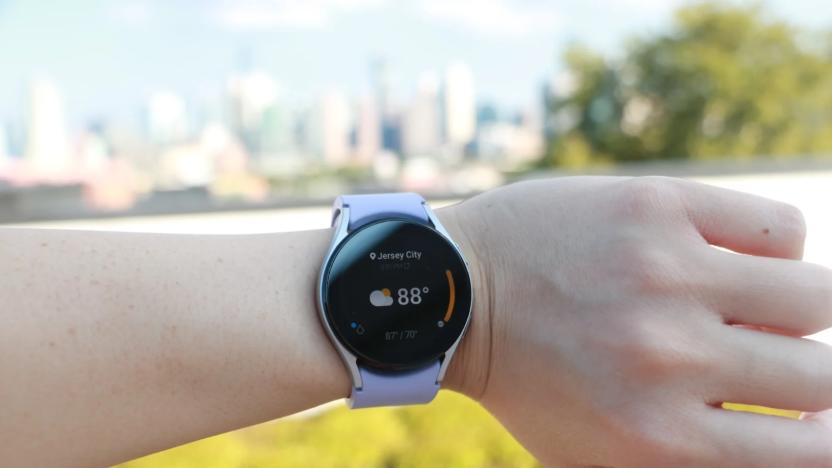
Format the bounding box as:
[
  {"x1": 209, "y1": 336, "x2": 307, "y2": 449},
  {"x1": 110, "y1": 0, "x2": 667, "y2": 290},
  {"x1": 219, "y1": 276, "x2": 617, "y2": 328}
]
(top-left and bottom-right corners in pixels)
[{"x1": 322, "y1": 219, "x2": 472, "y2": 371}]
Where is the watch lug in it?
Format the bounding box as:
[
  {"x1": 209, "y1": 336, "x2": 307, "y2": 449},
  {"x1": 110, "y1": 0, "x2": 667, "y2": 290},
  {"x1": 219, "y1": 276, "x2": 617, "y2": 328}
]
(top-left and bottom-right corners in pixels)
[
  {"x1": 436, "y1": 333, "x2": 462, "y2": 384},
  {"x1": 317, "y1": 205, "x2": 363, "y2": 390},
  {"x1": 421, "y1": 202, "x2": 452, "y2": 241},
  {"x1": 422, "y1": 201, "x2": 473, "y2": 384}
]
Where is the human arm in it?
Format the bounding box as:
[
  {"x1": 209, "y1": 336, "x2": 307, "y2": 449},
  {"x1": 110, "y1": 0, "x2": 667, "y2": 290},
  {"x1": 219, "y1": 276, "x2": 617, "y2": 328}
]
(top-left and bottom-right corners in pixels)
[
  {"x1": 446, "y1": 176, "x2": 832, "y2": 467},
  {"x1": 0, "y1": 227, "x2": 355, "y2": 466},
  {"x1": 2, "y1": 176, "x2": 831, "y2": 467}
]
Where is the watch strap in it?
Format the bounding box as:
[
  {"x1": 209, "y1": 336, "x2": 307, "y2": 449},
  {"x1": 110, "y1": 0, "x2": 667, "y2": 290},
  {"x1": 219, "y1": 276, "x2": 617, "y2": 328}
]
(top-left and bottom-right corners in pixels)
[
  {"x1": 351, "y1": 361, "x2": 441, "y2": 408},
  {"x1": 332, "y1": 192, "x2": 442, "y2": 408},
  {"x1": 334, "y1": 192, "x2": 428, "y2": 230}
]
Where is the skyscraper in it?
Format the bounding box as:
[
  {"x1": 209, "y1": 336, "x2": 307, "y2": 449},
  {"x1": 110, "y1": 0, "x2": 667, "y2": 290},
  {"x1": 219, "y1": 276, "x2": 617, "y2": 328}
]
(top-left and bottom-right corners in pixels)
[
  {"x1": 306, "y1": 90, "x2": 351, "y2": 166},
  {"x1": 257, "y1": 103, "x2": 304, "y2": 176},
  {"x1": 371, "y1": 58, "x2": 393, "y2": 120},
  {"x1": 147, "y1": 91, "x2": 189, "y2": 146},
  {"x1": 77, "y1": 126, "x2": 110, "y2": 173},
  {"x1": 227, "y1": 71, "x2": 278, "y2": 154},
  {"x1": 371, "y1": 58, "x2": 401, "y2": 154},
  {"x1": 354, "y1": 94, "x2": 380, "y2": 165},
  {"x1": 542, "y1": 71, "x2": 581, "y2": 137},
  {"x1": 442, "y1": 62, "x2": 476, "y2": 150},
  {"x1": 260, "y1": 104, "x2": 296, "y2": 156},
  {"x1": 402, "y1": 71, "x2": 442, "y2": 157},
  {"x1": 25, "y1": 79, "x2": 71, "y2": 175},
  {"x1": 0, "y1": 124, "x2": 9, "y2": 166}
]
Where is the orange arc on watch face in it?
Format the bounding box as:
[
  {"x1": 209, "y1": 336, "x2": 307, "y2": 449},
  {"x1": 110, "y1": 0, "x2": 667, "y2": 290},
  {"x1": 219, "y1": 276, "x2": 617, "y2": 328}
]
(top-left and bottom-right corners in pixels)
[{"x1": 443, "y1": 269, "x2": 455, "y2": 322}]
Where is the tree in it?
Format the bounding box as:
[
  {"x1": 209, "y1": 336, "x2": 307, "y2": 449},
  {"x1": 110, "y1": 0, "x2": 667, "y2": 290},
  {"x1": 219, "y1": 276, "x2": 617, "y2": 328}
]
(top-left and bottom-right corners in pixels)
[{"x1": 544, "y1": 2, "x2": 832, "y2": 167}]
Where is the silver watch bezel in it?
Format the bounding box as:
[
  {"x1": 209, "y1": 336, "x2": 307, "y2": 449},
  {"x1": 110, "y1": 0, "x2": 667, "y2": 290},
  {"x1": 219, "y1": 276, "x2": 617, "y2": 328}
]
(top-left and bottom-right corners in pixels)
[{"x1": 315, "y1": 201, "x2": 473, "y2": 390}]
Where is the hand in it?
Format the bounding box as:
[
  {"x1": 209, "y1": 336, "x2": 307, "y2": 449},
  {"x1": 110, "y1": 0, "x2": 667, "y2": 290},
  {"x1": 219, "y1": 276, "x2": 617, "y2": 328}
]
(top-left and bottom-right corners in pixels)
[{"x1": 442, "y1": 176, "x2": 832, "y2": 467}]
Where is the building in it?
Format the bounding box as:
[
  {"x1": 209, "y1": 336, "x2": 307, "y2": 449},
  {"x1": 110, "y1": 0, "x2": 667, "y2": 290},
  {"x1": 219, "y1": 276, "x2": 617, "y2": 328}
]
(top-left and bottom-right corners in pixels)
[
  {"x1": 306, "y1": 90, "x2": 351, "y2": 166},
  {"x1": 475, "y1": 120, "x2": 544, "y2": 170},
  {"x1": 257, "y1": 105, "x2": 305, "y2": 176},
  {"x1": 543, "y1": 71, "x2": 580, "y2": 137},
  {"x1": 227, "y1": 71, "x2": 278, "y2": 154},
  {"x1": 147, "y1": 91, "x2": 189, "y2": 146},
  {"x1": 476, "y1": 103, "x2": 499, "y2": 128},
  {"x1": 371, "y1": 58, "x2": 394, "y2": 122},
  {"x1": 260, "y1": 104, "x2": 297, "y2": 156},
  {"x1": 76, "y1": 129, "x2": 110, "y2": 173},
  {"x1": 25, "y1": 79, "x2": 72, "y2": 175},
  {"x1": 371, "y1": 58, "x2": 402, "y2": 154},
  {"x1": 402, "y1": 71, "x2": 442, "y2": 157},
  {"x1": 0, "y1": 125, "x2": 9, "y2": 166},
  {"x1": 442, "y1": 62, "x2": 476, "y2": 150},
  {"x1": 354, "y1": 94, "x2": 380, "y2": 165}
]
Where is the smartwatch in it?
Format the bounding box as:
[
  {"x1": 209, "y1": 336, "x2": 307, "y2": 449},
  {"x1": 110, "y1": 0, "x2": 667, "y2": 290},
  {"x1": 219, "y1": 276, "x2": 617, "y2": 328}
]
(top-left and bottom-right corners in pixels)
[{"x1": 316, "y1": 193, "x2": 473, "y2": 408}]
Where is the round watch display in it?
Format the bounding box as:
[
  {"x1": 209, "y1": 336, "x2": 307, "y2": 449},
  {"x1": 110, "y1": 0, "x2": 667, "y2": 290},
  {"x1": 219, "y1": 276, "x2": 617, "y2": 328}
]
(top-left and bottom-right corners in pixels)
[{"x1": 322, "y1": 219, "x2": 472, "y2": 371}]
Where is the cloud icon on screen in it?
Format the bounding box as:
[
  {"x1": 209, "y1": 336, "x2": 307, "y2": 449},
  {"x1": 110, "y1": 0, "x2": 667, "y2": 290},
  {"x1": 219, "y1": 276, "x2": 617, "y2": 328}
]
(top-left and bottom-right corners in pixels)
[{"x1": 369, "y1": 288, "x2": 394, "y2": 307}]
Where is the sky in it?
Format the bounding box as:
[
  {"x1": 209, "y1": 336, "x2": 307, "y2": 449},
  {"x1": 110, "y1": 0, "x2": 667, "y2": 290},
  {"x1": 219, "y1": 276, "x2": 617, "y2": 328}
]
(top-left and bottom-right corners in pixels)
[{"x1": 0, "y1": 0, "x2": 829, "y2": 132}]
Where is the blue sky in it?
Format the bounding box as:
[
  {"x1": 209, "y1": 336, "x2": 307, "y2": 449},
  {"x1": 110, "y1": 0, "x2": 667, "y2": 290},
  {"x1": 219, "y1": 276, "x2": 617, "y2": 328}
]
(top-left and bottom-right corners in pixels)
[{"x1": 0, "y1": 0, "x2": 829, "y2": 130}]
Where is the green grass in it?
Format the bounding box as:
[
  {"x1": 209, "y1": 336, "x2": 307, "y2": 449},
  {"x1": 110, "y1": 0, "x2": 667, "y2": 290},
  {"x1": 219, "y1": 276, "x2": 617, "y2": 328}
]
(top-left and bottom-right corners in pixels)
[
  {"x1": 118, "y1": 391, "x2": 539, "y2": 468},
  {"x1": 117, "y1": 392, "x2": 802, "y2": 467}
]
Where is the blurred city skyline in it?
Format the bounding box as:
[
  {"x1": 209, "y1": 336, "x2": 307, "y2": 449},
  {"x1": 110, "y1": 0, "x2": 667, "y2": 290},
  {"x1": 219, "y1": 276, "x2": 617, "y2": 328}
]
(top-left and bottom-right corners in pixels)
[
  {"x1": 0, "y1": 48, "x2": 545, "y2": 214},
  {"x1": 0, "y1": 0, "x2": 828, "y2": 127},
  {"x1": 0, "y1": 0, "x2": 830, "y2": 218}
]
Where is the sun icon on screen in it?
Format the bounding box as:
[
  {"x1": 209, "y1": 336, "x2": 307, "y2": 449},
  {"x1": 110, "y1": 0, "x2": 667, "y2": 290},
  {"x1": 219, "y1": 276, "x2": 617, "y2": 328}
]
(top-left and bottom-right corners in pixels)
[{"x1": 369, "y1": 288, "x2": 394, "y2": 307}]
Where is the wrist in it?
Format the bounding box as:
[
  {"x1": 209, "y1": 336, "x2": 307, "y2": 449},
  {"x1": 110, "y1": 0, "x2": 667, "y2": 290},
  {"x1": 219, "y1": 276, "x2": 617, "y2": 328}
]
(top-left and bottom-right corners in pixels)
[
  {"x1": 436, "y1": 202, "x2": 493, "y2": 401},
  {"x1": 217, "y1": 230, "x2": 352, "y2": 410}
]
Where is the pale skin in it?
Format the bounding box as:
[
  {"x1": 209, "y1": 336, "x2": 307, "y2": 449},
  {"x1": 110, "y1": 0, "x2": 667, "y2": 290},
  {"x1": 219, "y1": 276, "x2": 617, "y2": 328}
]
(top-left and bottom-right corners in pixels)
[{"x1": 1, "y1": 176, "x2": 831, "y2": 467}]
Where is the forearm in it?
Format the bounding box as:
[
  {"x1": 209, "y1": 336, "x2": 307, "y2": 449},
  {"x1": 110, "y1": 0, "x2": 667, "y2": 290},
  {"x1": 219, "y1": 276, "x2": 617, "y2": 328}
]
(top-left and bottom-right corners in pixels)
[{"x1": 0, "y1": 226, "x2": 350, "y2": 466}]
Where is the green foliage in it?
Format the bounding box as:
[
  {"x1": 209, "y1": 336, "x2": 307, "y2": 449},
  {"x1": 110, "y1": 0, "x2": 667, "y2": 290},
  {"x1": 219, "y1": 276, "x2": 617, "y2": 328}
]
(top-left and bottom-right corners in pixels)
[
  {"x1": 545, "y1": 1, "x2": 832, "y2": 167},
  {"x1": 118, "y1": 392, "x2": 538, "y2": 468}
]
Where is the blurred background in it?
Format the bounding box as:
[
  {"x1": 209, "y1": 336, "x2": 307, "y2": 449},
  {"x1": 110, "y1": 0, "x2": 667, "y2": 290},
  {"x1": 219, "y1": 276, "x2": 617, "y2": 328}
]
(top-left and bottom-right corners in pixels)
[{"x1": 2, "y1": 0, "x2": 831, "y2": 466}]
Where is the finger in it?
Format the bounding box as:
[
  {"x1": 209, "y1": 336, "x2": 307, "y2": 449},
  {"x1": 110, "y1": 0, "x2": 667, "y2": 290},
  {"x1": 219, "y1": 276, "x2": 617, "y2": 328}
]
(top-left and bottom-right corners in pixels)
[
  {"x1": 701, "y1": 407, "x2": 831, "y2": 467},
  {"x1": 711, "y1": 326, "x2": 832, "y2": 413},
  {"x1": 802, "y1": 409, "x2": 832, "y2": 424},
  {"x1": 676, "y1": 179, "x2": 807, "y2": 259},
  {"x1": 704, "y1": 248, "x2": 832, "y2": 335},
  {"x1": 546, "y1": 462, "x2": 596, "y2": 468}
]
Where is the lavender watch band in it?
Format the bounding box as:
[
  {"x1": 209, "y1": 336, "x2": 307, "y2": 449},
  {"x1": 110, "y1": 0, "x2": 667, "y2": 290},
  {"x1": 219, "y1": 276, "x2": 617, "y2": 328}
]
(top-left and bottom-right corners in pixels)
[
  {"x1": 333, "y1": 193, "x2": 442, "y2": 409},
  {"x1": 351, "y1": 361, "x2": 441, "y2": 408},
  {"x1": 335, "y1": 192, "x2": 429, "y2": 229}
]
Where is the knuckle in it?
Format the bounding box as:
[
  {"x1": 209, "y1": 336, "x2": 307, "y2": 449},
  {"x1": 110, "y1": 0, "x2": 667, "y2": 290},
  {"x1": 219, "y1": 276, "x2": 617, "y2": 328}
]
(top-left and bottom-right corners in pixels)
[
  {"x1": 804, "y1": 265, "x2": 832, "y2": 332},
  {"x1": 775, "y1": 201, "x2": 807, "y2": 245},
  {"x1": 807, "y1": 343, "x2": 832, "y2": 400},
  {"x1": 819, "y1": 267, "x2": 832, "y2": 320},
  {"x1": 803, "y1": 428, "x2": 832, "y2": 468},
  {"x1": 619, "y1": 243, "x2": 682, "y2": 295},
  {"x1": 618, "y1": 415, "x2": 696, "y2": 466},
  {"x1": 614, "y1": 318, "x2": 680, "y2": 378},
  {"x1": 608, "y1": 314, "x2": 712, "y2": 384},
  {"x1": 817, "y1": 441, "x2": 832, "y2": 468},
  {"x1": 814, "y1": 455, "x2": 832, "y2": 468},
  {"x1": 618, "y1": 176, "x2": 683, "y2": 221}
]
